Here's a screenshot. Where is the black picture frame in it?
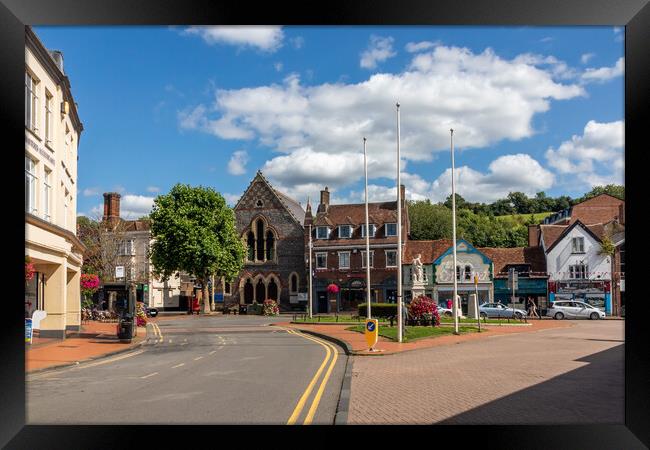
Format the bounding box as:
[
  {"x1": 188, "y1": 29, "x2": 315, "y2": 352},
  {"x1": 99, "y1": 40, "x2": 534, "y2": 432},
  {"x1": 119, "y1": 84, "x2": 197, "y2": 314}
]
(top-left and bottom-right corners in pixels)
[{"x1": 2, "y1": 0, "x2": 648, "y2": 447}]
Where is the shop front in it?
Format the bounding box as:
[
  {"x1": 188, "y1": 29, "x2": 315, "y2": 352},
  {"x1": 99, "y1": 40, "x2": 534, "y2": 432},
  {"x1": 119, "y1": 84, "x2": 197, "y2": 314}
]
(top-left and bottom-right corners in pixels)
[
  {"x1": 549, "y1": 280, "x2": 611, "y2": 314},
  {"x1": 494, "y1": 277, "x2": 549, "y2": 313}
]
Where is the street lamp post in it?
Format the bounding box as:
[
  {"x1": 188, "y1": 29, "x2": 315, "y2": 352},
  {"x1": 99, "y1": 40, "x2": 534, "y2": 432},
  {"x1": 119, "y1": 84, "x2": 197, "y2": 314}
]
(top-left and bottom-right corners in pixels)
[
  {"x1": 450, "y1": 129, "x2": 459, "y2": 335},
  {"x1": 364, "y1": 137, "x2": 372, "y2": 320},
  {"x1": 396, "y1": 103, "x2": 403, "y2": 343}
]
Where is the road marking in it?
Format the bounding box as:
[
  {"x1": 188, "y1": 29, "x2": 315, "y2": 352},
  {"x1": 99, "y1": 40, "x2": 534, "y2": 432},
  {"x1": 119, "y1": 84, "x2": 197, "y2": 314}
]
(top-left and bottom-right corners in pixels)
[
  {"x1": 171, "y1": 363, "x2": 185, "y2": 369},
  {"x1": 209, "y1": 350, "x2": 217, "y2": 355},
  {"x1": 303, "y1": 338, "x2": 338, "y2": 425},
  {"x1": 285, "y1": 329, "x2": 332, "y2": 425},
  {"x1": 194, "y1": 356, "x2": 203, "y2": 361},
  {"x1": 180, "y1": 342, "x2": 188, "y2": 346},
  {"x1": 140, "y1": 372, "x2": 159, "y2": 379},
  {"x1": 30, "y1": 349, "x2": 148, "y2": 380}
]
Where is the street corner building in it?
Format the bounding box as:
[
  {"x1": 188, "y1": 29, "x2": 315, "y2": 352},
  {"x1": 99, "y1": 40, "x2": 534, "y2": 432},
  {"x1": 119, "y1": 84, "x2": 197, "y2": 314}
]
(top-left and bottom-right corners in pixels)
[
  {"x1": 98, "y1": 192, "x2": 182, "y2": 311},
  {"x1": 228, "y1": 171, "x2": 307, "y2": 311},
  {"x1": 305, "y1": 185, "x2": 409, "y2": 314},
  {"x1": 533, "y1": 193, "x2": 625, "y2": 316},
  {"x1": 25, "y1": 26, "x2": 86, "y2": 338}
]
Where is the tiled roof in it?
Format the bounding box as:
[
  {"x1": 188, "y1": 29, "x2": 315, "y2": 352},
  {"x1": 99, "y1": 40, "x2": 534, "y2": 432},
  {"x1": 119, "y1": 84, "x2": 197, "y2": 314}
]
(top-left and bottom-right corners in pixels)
[
  {"x1": 539, "y1": 225, "x2": 568, "y2": 250},
  {"x1": 540, "y1": 220, "x2": 609, "y2": 253},
  {"x1": 274, "y1": 189, "x2": 306, "y2": 225},
  {"x1": 123, "y1": 220, "x2": 151, "y2": 232},
  {"x1": 404, "y1": 240, "x2": 453, "y2": 264},
  {"x1": 478, "y1": 246, "x2": 547, "y2": 275},
  {"x1": 312, "y1": 202, "x2": 399, "y2": 227}
]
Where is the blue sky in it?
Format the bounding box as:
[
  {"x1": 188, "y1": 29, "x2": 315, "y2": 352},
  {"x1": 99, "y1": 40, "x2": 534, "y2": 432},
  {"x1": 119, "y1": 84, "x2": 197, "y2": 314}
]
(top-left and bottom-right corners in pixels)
[{"x1": 34, "y1": 26, "x2": 624, "y2": 219}]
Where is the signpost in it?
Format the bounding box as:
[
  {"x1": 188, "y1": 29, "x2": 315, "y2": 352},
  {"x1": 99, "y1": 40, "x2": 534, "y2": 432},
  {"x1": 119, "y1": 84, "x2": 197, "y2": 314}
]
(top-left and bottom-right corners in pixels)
[
  {"x1": 365, "y1": 319, "x2": 378, "y2": 351},
  {"x1": 508, "y1": 268, "x2": 518, "y2": 320},
  {"x1": 474, "y1": 273, "x2": 481, "y2": 332}
]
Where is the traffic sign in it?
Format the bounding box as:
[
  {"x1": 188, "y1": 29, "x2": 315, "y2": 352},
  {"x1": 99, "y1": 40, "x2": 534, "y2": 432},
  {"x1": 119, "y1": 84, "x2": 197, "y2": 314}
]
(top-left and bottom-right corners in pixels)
[{"x1": 365, "y1": 319, "x2": 378, "y2": 350}]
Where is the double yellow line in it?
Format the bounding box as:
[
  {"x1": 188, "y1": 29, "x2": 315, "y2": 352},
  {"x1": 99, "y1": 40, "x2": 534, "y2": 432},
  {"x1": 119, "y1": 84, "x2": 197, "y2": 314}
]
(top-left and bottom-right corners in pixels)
[
  {"x1": 285, "y1": 329, "x2": 339, "y2": 425},
  {"x1": 150, "y1": 322, "x2": 163, "y2": 344}
]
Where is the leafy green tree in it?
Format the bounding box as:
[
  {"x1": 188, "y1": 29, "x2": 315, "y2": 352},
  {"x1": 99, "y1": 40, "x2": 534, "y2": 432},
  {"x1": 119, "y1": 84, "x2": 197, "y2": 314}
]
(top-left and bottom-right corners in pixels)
[
  {"x1": 149, "y1": 184, "x2": 246, "y2": 313},
  {"x1": 408, "y1": 200, "x2": 453, "y2": 240},
  {"x1": 443, "y1": 193, "x2": 468, "y2": 211},
  {"x1": 507, "y1": 192, "x2": 532, "y2": 214}
]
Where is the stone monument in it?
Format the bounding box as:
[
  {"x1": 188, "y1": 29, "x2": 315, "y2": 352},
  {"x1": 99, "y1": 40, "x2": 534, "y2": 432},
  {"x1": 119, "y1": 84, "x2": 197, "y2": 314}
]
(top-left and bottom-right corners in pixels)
[{"x1": 411, "y1": 254, "x2": 426, "y2": 298}]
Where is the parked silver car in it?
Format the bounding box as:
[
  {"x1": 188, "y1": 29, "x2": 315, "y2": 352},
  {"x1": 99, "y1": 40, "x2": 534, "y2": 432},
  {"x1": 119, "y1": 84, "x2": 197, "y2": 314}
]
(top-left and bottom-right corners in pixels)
[
  {"x1": 479, "y1": 302, "x2": 527, "y2": 319},
  {"x1": 547, "y1": 301, "x2": 605, "y2": 320}
]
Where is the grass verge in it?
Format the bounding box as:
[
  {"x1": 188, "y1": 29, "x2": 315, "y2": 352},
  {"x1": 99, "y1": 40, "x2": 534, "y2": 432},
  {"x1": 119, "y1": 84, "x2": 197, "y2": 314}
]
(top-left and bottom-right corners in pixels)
[{"x1": 346, "y1": 325, "x2": 482, "y2": 342}]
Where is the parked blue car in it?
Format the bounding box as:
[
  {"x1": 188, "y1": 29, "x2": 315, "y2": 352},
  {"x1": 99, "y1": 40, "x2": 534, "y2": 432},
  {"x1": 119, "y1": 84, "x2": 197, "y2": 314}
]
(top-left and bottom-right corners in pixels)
[{"x1": 479, "y1": 302, "x2": 527, "y2": 319}]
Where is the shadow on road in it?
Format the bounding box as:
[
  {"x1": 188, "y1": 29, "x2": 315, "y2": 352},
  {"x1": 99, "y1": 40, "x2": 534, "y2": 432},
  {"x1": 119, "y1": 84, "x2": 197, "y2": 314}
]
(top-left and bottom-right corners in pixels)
[{"x1": 438, "y1": 345, "x2": 624, "y2": 425}]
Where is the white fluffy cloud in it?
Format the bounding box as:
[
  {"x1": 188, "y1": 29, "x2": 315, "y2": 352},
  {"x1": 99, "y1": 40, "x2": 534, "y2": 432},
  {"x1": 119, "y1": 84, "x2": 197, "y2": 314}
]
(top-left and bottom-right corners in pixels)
[
  {"x1": 405, "y1": 41, "x2": 439, "y2": 53},
  {"x1": 181, "y1": 44, "x2": 586, "y2": 200},
  {"x1": 82, "y1": 187, "x2": 100, "y2": 197},
  {"x1": 183, "y1": 26, "x2": 284, "y2": 52},
  {"x1": 545, "y1": 120, "x2": 624, "y2": 188},
  {"x1": 146, "y1": 186, "x2": 160, "y2": 193},
  {"x1": 581, "y1": 57, "x2": 624, "y2": 83},
  {"x1": 223, "y1": 192, "x2": 243, "y2": 206},
  {"x1": 430, "y1": 154, "x2": 555, "y2": 203},
  {"x1": 227, "y1": 150, "x2": 250, "y2": 175},
  {"x1": 360, "y1": 35, "x2": 396, "y2": 69},
  {"x1": 580, "y1": 53, "x2": 595, "y2": 64}
]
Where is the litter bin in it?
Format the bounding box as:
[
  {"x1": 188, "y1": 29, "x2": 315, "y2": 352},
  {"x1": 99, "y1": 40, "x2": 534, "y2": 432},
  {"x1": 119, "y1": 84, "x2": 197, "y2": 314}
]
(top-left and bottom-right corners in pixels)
[{"x1": 117, "y1": 314, "x2": 134, "y2": 342}]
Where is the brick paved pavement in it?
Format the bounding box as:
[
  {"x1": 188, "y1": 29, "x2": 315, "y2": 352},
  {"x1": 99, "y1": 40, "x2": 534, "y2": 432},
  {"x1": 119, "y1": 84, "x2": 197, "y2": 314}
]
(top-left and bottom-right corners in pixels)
[
  {"x1": 26, "y1": 321, "x2": 146, "y2": 372},
  {"x1": 347, "y1": 320, "x2": 624, "y2": 424}
]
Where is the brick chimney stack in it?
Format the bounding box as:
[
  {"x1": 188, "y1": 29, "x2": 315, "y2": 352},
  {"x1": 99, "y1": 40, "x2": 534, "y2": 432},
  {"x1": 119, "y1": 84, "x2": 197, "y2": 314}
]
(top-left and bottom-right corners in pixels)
[
  {"x1": 400, "y1": 184, "x2": 406, "y2": 208},
  {"x1": 318, "y1": 186, "x2": 330, "y2": 213},
  {"x1": 528, "y1": 225, "x2": 540, "y2": 247},
  {"x1": 618, "y1": 203, "x2": 625, "y2": 225},
  {"x1": 103, "y1": 192, "x2": 121, "y2": 225}
]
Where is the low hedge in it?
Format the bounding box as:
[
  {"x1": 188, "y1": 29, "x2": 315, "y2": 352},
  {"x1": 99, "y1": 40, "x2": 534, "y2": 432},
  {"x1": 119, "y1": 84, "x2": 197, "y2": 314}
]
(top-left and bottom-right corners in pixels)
[{"x1": 358, "y1": 303, "x2": 397, "y2": 318}]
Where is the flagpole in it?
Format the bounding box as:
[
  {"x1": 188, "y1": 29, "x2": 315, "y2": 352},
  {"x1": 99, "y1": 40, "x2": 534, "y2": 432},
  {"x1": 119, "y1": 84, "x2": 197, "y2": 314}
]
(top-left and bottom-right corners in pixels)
[
  {"x1": 308, "y1": 222, "x2": 313, "y2": 319},
  {"x1": 364, "y1": 137, "x2": 372, "y2": 320},
  {"x1": 396, "y1": 103, "x2": 403, "y2": 343},
  {"x1": 450, "y1": 128, "x2": 459, "y2": 335}
]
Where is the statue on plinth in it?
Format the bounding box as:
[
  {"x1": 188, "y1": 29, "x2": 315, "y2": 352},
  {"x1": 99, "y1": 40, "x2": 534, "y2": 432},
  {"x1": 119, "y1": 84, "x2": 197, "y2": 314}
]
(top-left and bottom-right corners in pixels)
[{"x1": 412, "y1": 253, "x2": 424, "y2": 283}]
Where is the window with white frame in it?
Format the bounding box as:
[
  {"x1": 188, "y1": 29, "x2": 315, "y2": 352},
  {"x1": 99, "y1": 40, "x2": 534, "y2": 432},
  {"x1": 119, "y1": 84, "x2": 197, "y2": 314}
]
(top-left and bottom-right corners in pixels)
[
  {"x1": 571, "y1": 237, "x2": 585, "y2": 253},
  {"x1": 25, "y1": 156, "x2": 38, "y2": 214},
  {"x1": 338, "y1": 251, "x2": 350, "y2": 269},
  {"x1": 316, "y1": 226, "x2": 329, "y2": 239},
  {"x1": 120, "y1": 239, "x2": 135, "y2": 256},
  {"x1": 361, "y1": 250, "x2": 374, "y2": 268},
  {"x1": 338, "y1": 225, "x2": 352, "y2": 239},
  {"x1": 385, "y1": 223, "x2": 397, "y2": 236},
  {"x1": 42, "y1": 168, "x2": 51, "y2": 221},
  {"x1": 25, "y1": 72, "x2": 39, "y2": 134},
  {"x1": 569, "y1": 264, "x2": 588, "y2": 279},
  {"x1": 361, "y1": 224, "x2": 376, "y2": 238},
  {"x1": 45, "y1": 91, "x2": 53, "y2": 147},
  {"x1": 385, "y1": 250, "x2": 397, "y2": 267},
  {"x1": 316, "y1": 252, "x2": 327, "y2": 269}
]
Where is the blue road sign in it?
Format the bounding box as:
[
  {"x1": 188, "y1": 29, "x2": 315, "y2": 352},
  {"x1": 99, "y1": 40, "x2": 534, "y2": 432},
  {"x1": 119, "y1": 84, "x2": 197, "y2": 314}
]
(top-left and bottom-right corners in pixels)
[{"x1": 366, "y1": 321, "x2": 376, "y2": 332}]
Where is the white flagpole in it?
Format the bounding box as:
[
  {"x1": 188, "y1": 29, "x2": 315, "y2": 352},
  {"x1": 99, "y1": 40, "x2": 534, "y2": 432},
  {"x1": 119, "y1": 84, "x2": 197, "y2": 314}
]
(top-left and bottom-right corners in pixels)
[
  {"x1": 396, "y1": 103, "x2": 403, "y2": 343},
  {"x1": 308, "y1": 222, "x2": 313, "y2": 319},
  {"x1": 450, "y1": 128, "x2": 459, "y2": 335},
  {"x1": 364, "y1": 137, "x2": 372, "y2": 320}
]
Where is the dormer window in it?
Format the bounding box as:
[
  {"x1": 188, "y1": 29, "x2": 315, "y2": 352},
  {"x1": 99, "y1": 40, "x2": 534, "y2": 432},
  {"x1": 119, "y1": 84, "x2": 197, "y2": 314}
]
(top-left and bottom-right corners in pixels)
[
  {"x1": 361, "y1": 224, "x2": 376, "y2": 238},
  {"x1": 316, "y1": 226, "x2": 329, "y2": 239},
  {"x1": 385, "y1": 223, "x2": 397, "y2": 237},
  {"x1": 339, "y1": 225, "x2": 352, "y2": 239}
]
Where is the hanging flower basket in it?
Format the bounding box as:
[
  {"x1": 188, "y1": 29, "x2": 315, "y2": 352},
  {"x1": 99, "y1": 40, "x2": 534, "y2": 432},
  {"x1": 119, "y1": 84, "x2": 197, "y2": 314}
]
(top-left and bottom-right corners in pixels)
[
  {"x1": 326, "y1": 283, "x2": 339, "y2": 294},
  {"x1": 25, "y1": 256, "x2": 35, "y2": 282}
]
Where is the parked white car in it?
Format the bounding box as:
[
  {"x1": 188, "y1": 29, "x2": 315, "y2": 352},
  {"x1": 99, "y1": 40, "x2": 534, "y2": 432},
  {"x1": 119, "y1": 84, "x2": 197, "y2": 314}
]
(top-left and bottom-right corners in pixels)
[
  {"x1": 437, "y1": 305, "x2": 453, "y2": 317},
  {"x1": 547, "y1": 300, "x2": 606, "y2": 320}
]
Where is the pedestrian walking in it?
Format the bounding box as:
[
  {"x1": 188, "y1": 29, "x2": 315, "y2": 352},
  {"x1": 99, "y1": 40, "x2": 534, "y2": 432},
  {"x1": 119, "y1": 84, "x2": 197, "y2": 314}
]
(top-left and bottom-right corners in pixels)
[
  {"x1": 446, "y1": 299, "x2": 452, "y2": 310},
  {"x1": 401, "y1": 301, "x2": 409, "y2": 336},
  {"x1": 530, "y1": 297, "x2": 540, "y2": 319}
]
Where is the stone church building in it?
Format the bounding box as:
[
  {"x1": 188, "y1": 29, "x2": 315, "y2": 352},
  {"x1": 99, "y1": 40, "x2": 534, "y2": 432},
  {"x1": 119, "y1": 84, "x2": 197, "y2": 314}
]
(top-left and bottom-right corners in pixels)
[{"x1": 228, "y1": 171, "x2": 307, "y2": 310}]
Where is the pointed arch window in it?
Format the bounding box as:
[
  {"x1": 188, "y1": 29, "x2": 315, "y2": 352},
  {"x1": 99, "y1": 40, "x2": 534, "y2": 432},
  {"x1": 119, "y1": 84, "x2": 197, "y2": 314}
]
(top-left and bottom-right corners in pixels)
[
  {"x1": 290, "y1": 273, "x2": 298, "y2": 294},
  {"x1": 256, "y1": 219, "x2": 265, "y2": 262},
  {"x1": 245, "y1": 217, "x2": 278, "y2": 263},
  {"x1": 247, "y1": 231, "x2": 256, "y2": 261},
  {"x1": 266, "y1": 230, "x2": 275, "y2": 261}
]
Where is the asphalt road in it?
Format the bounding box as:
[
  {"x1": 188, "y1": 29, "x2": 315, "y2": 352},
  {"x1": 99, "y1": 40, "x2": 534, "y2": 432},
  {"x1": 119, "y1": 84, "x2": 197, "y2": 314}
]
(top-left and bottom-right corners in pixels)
[{"x1": 27, "y1": 315, "x2": 348, "y2": 425}]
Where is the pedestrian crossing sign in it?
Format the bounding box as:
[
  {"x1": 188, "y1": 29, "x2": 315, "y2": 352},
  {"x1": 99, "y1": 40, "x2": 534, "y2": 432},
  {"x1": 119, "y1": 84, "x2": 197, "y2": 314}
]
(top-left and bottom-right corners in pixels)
[{"x1": 365, "y1": 319, "x2": 378, "y2": 350}]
